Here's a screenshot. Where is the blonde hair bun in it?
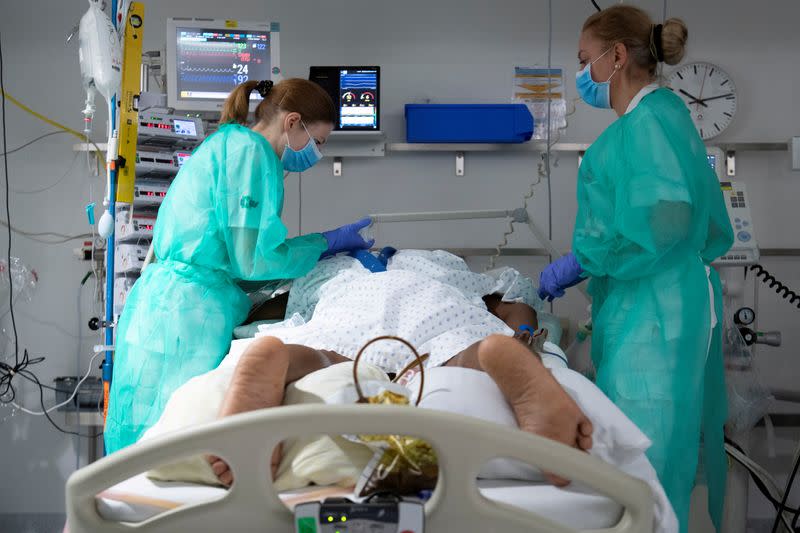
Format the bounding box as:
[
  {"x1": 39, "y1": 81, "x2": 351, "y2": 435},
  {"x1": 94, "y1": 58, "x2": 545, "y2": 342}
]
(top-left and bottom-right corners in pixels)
[{"x1": 661, "y1": 17, "x2": 688, "y2": 65}]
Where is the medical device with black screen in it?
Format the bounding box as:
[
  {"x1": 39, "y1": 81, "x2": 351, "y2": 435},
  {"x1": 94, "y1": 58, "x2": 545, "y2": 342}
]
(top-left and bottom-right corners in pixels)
[
  {"x1": 309, "y1": 66, "x2": 380, "y2": 131},
  {"x1": 166, "y1": 18, "x2": 281, "y2": 113}
]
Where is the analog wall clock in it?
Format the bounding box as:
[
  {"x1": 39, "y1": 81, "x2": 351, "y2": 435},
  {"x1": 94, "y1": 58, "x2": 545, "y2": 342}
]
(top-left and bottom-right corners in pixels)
[{"x1": 667, "y1": 62, "x2": 737, "y2": 140}]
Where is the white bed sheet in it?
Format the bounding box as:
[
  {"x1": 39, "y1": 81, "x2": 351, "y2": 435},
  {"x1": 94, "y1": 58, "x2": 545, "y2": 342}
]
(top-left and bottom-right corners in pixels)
[{"x1": 95, "y1": 473, "x2": 624, "y2": 530}]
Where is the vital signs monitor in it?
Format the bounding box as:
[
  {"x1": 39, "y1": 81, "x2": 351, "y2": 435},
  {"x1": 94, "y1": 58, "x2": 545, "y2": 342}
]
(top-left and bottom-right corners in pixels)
[{"x1": 166, "y1": 18, "x2": 281, "y2": 113}]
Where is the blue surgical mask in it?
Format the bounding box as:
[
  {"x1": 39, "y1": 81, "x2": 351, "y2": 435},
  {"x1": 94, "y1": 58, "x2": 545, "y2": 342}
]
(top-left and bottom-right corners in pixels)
[
  {"x1": 575, "y1": 47, "x2": 618, "y2": 109},
  {"x1": 281, "y1": 121, "x2": 322, "y2": 172}
]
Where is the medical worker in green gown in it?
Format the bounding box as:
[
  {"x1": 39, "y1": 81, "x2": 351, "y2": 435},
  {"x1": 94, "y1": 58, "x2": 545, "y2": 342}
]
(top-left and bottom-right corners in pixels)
[
  {"x1": 537, "y1": 6, "x2": 733, "y2": 532},
  {"x1": 105, "y1": 79, "x2": 374, "y2": 452}
]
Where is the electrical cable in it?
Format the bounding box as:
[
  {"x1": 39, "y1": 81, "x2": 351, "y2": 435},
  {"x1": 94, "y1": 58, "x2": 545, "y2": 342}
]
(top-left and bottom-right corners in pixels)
[
  {"x1": 0, "y1": 350, "x2": 102, "y2": 439},
  {"x1": 0, "y1": 350, "x2": 43, "y2": 403},
  {"x1": 0, "y1": 130, "x2": 70, "y2": 157},
  {"x1": 11, "y1": 152, "x2": 79, "y2": 195},
  {"x1": 591, "y1": 0, "x2": 602, "y2": 12},
  {"x1": 12, "y1": 351, "x2": 101, "y2": 416},
  {"x1": 0, "y1": 32, "x2": 101, "y2": 440},
  {"x1": 22, "y1": 365, "x2": 102, "y2": 439},
  {"x1": 0, "y1": 89, "x2": 103, "y2": 174},
  {"x1": 15, "y1": 371, "x2": 60, "y2": 393},
  {"x1": 749, "y1": 264, "x2": 800, "y2": 310},
  {"x1": 726, "y1": 448, "x2": 785, "y2": 510},
  {"x1": 0, "y1": 305, "x2": 91, "y2": 340},
  {"x1": 772, "y1": 439, "x2": 800, "y2": 533},
  {"x1": 725, "y1": 438, "x2": 798, "y2": 530},
  {"x1": 0, "y1": 117, "x2": 91, "y2": 240},
  {"x1": 787, "y1": 439, "x2": 800, "y2": 530},
  {"x1": 793, "y1": 488, "x2": 800, "y2": 530},
  {"x1": 486, "y1": 219, "x2": 516, "y2": 271},
  {"x1": 564, "y1": 95, "x2": 584, "y2": 119},
  {"x1": 0, "y1": 220, "x2": 92, "y2": 243},
  {"x1": 0, "y1": 30, "x2": 19, "y2": 367},
  {"x1": 485, "y1": 0, "x2": 556, "y2": 271}
]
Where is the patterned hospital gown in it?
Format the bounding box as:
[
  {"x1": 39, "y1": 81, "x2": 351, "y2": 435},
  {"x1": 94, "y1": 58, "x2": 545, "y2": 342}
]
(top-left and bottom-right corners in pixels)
[{"x1": 253, "y1": 250, "x2": 537, "y2": 373}]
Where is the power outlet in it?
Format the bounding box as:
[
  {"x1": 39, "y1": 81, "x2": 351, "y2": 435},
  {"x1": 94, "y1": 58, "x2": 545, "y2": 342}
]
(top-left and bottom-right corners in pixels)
[{"x1": 74, "y1": 241, "x2": 94, "y2": 261}]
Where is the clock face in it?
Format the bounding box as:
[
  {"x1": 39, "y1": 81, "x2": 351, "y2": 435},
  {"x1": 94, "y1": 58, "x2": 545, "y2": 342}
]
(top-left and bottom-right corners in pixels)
[{"x1": 667, "y1": 62, "x2": 737, "y2": 140}]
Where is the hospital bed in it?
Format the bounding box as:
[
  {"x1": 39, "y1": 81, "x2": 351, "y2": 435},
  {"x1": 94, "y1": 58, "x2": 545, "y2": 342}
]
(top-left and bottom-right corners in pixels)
[
  {"x1": 85, "y1": 226, "x2": 659, "y2": 532},
  {"x1": 67, "y1": 404, "x2": 655, "y2": 533}
]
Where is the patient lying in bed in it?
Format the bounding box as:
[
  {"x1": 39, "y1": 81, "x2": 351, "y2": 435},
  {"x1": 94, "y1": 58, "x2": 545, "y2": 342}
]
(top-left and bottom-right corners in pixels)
[{"x1": 207, "y1": 250, "x2": 593, "y2": 486}]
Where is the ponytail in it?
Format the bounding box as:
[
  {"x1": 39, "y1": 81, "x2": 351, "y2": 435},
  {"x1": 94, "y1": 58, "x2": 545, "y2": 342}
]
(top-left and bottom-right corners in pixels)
[
  {"x1": 220, "y1": 80, "x2": 260, "y2": 125},
  {"x1": 220, "y1": 78, "x2": 335, "y2": 127}
]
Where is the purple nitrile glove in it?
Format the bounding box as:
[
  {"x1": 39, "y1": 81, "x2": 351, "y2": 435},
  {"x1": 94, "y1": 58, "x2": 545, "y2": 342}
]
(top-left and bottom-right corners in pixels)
[
  {"x1": 321, "y1": 217, "x2": 375, "y2": 257},
  {"x1": 537, "y1": 252, "x2": 585, "y2": 302}
]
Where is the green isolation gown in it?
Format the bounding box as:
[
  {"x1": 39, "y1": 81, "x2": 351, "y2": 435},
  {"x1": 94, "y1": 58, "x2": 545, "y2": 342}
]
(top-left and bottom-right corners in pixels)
[
  {"x1": 105, "y1": 124, "x2": 327, "y2": 453},
  {"x1": 573, "y1": 88, "x2": 733, "y2": 532}
]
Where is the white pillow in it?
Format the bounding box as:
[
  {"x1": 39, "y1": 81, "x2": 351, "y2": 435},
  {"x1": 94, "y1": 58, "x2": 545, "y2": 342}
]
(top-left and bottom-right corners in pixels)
[
  {"x1": 143, "y1": 361, "x2": 386, "y2": 491},
  {"x1": 406, "y1": 364, "x2": 651, "y2": 481}
]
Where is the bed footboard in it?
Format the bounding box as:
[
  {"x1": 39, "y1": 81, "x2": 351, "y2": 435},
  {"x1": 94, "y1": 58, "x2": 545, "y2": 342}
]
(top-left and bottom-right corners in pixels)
[{"x1": 67, "y1": 405, "x2": 653, "y2": 533}]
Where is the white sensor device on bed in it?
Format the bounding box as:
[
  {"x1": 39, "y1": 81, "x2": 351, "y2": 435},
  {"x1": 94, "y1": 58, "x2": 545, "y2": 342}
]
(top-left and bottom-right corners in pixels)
[{"x1": 294, "y1": 498, "x2": 424, "y2": 533}]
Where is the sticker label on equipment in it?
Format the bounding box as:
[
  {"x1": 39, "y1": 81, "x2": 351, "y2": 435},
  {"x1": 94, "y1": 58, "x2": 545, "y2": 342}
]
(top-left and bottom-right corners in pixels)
[
  {"x1": 296, "y1": 517, "x2": 317, "y2": 533},
  {"x1": 240, "y1": 195, "x2": 259, "y2": 209}
]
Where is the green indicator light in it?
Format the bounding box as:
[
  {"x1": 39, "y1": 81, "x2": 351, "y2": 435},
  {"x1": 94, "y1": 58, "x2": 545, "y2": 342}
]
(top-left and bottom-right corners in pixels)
[
  {"x1": 327, "y1": 516, "x2": 334, "y2": 522},
  {"x1": 341, "y1": 516, "x2": 347, "y2": 522}
]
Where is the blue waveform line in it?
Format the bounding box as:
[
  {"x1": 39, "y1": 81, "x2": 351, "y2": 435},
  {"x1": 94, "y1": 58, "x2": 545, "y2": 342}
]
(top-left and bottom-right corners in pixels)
[
  {"x1": 341, "y1": 74, "x2": 377, "y2": 90},
  {"x1": 180, "y1": 73, "x2": 239, "y2": 84},
  {"x1": 342, "y1": 84, "x2": 377, "y2": 90}
]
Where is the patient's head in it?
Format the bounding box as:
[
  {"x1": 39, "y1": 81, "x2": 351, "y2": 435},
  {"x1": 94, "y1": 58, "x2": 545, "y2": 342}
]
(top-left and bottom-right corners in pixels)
[{"x1": 513, "y1": 327, "x2": 548, "y2": 359}]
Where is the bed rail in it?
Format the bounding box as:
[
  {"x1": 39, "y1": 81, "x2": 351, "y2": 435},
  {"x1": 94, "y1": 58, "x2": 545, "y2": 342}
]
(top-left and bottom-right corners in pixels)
[{"x1": 67, "y1": 404, "x2": 653, "y2": 533}]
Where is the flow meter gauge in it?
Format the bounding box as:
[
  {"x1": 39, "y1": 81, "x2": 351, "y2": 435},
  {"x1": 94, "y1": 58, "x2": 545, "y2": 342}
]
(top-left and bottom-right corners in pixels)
[{"x1": 734, "y1": 307, "x2": 755, "y2": 326}]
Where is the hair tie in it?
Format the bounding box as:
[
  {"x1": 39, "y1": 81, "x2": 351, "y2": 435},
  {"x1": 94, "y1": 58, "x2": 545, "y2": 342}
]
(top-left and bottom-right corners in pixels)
[
  {"x1": 652, "y1": 24, "x2": 665, "y2": 62},
  {"x1": 254, "y1": 80, "x2": 273, "y2": 98}
]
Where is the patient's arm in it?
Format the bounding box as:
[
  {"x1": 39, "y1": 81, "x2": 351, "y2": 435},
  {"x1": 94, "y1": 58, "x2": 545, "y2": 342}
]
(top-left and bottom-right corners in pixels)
[
  {"x1": 483, "y1": 295, "x2": 538, "y2": 332},
  {"x1": 245, "y1": 291, "x2": 290, "y2": 323}
]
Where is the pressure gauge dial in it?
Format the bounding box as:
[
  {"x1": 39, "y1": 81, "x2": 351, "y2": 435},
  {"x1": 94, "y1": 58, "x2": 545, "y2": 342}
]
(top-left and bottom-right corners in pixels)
[{"x1": 734, "y1": 307, "x2": 755, "y2": 326}]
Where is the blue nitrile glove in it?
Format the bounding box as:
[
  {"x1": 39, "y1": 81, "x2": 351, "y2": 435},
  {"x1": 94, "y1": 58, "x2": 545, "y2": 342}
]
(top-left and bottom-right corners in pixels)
[
  {"x1": 322, "y1": 217, "x2": 375, "y2": 257},
  {"x1": 537, "y1": 252, "x2": 585, "y2": 302},
  {"x1": 376, "y1": 246, "x2": 397, "y2": 268},
  {"x1": 350, "y1": 249, "x2": 386, "y2": 273}
]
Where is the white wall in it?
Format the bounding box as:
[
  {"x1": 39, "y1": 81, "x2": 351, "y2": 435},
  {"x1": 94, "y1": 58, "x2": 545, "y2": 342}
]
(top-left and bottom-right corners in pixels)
[{"x1": 0, "y1": 0, "x2": 798, "y2": 518}]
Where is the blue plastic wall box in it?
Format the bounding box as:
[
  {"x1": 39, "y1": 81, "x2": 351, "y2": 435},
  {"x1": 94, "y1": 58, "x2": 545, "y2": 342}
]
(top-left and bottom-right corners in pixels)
[{"x1": 405, "y1": 103, "x2": 534, "y2": 143}]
